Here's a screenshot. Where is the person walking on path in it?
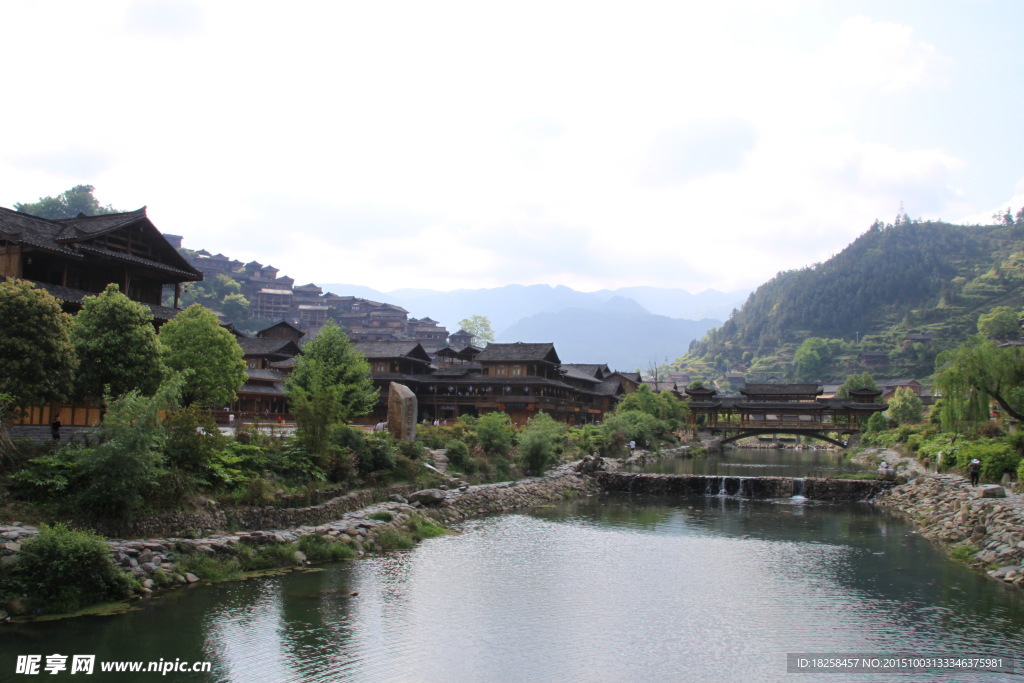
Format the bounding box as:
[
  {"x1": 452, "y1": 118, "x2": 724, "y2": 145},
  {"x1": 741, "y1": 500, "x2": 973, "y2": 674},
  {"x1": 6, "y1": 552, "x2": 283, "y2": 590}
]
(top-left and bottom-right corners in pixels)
[{"x1": 969, "y1": 458, "x2": 981, "y2": 486}]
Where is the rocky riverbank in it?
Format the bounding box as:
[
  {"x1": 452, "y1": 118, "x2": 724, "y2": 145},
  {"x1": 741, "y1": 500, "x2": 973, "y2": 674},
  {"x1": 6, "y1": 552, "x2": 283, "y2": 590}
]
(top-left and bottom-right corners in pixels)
[
  {"x1": 874, "y1": 472, "x2": 1024, "y2": 588},
  {"x1": 0, "y1": 466, "x2": 596, "y2": 618}
]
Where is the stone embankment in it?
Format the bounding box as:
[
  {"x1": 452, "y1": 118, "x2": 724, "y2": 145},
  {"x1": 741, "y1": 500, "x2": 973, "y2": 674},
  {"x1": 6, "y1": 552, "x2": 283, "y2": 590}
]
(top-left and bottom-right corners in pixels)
[
  {"x1": 875, "y1": 473, "x2": 1024, "y2": 588},
  {"x1": 0, "y1": 468, "x2": 596, "y2": 616}
]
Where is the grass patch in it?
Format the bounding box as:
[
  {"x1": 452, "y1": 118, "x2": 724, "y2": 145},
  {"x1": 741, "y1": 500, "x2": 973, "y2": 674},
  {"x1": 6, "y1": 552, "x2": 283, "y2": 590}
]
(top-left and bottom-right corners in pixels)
[
  {"x1": 950, "y1": 544, "x2": 979, "y2": 563},
  {"x1": 297, "y1": 534, "x2": 357, "y2": 562},
  {"x1": 178, "y1": 554, "x2": 243, "y2": 582},
  {"x1": 369, "y1": 511, "x2": 394, "y2": 522},
  {"x1": 832, "y1": 472, "x2": 882, "y2": 480},
  {"x1": 237, "y1": 543, "x2": 301, "y2": 572},
  {"x1": 376, "y1": 528, "x2": 416, "y2": 551},
  {"x1": 407, "y1": 516, "x2": 451, "y2": 540}
]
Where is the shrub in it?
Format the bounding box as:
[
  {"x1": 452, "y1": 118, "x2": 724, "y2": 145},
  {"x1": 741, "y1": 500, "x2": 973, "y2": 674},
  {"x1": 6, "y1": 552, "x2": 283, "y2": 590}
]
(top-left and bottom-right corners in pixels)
[
  {"x1": 475, "y1": 412, "x2": 514, "y2": 455},
  {"x1": 163, "y1": 405, "x2": 223, "y2": 472},
  {"x1": 0, "y1": 522, "x2": 134, "y2": 613},
  {"x1": 519, "y1": 412, "x2": 566, "y2": 475},
  {"x1": 297, "y1": 533, "x2": 356, "y2": 562},
  {"x1": 77, "y1": 380, "x2": 181, "y2": 523},
  {"x1": 9, "y1": 445, "x2": 81, "y2": 504},
  {"x1": 369, "y1": 511, "x2": 394, "y2": 522},
  {"x1": 955, "y1": 439, "x2": 1022, "y2": 479},
  {"x1": 407, "y1": 516, "x2": 450, "y2": 540},
  {"x1": 600, "y1": 410, "x2": 663, "y2": 452},
  {"x1": 376, "y1": 528, "x2": 415, "y2": 551},
  {"x1": 446, "y1": 440, "x2": 470, "y2": 470},
  {"x1": 178, "y1": 554, "x2": 242, "y2": 582}
]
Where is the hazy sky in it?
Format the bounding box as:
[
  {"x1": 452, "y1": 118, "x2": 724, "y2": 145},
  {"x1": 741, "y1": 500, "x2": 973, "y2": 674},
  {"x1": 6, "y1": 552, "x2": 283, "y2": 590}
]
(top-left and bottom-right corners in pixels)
[{"x1": 3, "y1": 1, "x2": 1023, "y2": 294}]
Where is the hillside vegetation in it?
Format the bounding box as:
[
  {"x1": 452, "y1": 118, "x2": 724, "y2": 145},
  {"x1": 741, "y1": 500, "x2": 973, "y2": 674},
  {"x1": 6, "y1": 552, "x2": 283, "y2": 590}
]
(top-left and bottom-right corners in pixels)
[{"x1": 678, "y1": 216, "x2": 1024, "y2": 384}]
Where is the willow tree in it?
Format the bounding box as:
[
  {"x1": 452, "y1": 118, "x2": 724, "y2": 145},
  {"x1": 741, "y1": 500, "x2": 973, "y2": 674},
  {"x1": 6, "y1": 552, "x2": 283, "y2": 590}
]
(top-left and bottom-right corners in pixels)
[{"x1": 934, "y1": 338, "x2": 1023, "y2": 432}]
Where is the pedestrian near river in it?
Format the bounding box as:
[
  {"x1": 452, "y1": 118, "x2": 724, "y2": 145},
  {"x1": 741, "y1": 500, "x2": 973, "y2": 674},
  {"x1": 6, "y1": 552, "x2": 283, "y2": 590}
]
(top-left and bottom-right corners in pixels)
[{"x1": 969, "y1": 458, "x2": 981, "y2": 486}]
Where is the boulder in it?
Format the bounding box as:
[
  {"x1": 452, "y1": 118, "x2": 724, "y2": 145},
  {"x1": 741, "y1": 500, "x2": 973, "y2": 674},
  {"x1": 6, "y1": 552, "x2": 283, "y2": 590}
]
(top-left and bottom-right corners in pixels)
[
  {"x1": 409, "y1": 489, "x2": 448, "y2": 505},
  {"x1": 979, "y1": 485, "x2": 1007, "y2": 499}
]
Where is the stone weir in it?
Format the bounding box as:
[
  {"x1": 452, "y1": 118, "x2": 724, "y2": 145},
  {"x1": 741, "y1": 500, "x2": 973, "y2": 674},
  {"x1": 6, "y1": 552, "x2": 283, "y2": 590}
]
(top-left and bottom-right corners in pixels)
[{"x1": 595, "y1": 472, "x2": 888, "y2": 502}]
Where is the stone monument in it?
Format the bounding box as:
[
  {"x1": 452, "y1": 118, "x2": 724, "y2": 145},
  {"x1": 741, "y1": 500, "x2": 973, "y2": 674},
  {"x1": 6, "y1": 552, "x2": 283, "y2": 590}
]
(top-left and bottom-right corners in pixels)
[{"x1": 388, "y1": 382, "x2": 417, "y2": 442}]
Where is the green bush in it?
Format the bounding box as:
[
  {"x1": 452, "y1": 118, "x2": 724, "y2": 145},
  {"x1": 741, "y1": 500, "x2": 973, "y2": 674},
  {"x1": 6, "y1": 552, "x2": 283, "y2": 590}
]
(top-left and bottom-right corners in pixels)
[
  {"x1": 376, "y1": 528, "x2": 415, "y2": 551},
  {"x1": 369, "y1": 511, "x2": 394, "y2": 522},
  {"x1": 519, "y1": 412, "x2": 565, "y2": 475},
  {"x1": 600, "y1": 410, "x2": 663, "y2": 452},
  {"x1": 475, "y1": 412, "x2": 514, "y2": 455},
  {"x1": 955, "y1": 439, "x2": 1022, "y2": 479},
  {"x1": 9, "y1": 446, "x2": 80, "y2": 503},
  {"x1": 163, "y1": 405, "x2": 223, "y2": 472},
  {"x1": 297, "y1": 533, "x2": 356, "y2": 562},
  {"x1": 0, "y1": 523, "x2": 134, "y2": 613},
  {"x1": 446, "y1": 439, "x2": 470, "y2": 470},
  {"x1": 178, "y1": 554, "x2": 242, "y2": 582}
]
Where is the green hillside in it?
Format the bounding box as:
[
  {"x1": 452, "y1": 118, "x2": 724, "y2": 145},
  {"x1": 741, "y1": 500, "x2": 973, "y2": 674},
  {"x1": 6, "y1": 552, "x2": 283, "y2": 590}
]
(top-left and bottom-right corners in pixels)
[{"x1": 677, "y1": 216, "x2": 1024, "y2": 385}]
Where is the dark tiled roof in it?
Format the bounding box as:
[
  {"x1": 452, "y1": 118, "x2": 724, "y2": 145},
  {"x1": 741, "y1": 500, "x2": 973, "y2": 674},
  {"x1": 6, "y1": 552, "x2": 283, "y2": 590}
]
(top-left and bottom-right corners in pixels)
[
  {"x1": 237, "y1": 337, "x2": 301, "y2": 358},
  {"x1": 354, "y1": 341, "x2": 431, "y2": 362},
  {"x1": 238, "y1": 382, "x2": 286, "y2": 396},
  {"x1": 475, "y1": 342, "x2": 560, "y2": 364},
  {"x1": 561, "y1": 365, "x2": 602, "y2": 384},
  {"x1": 246, "y1": 368, "x2": 285, "y2": 382}
]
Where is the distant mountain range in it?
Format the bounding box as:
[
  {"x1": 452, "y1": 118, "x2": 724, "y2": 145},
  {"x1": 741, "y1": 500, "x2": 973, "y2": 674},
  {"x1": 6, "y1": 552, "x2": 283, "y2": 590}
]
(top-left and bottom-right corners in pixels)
[{"x1": 316, "y1": 282, "x2": 747, "y2": 371}]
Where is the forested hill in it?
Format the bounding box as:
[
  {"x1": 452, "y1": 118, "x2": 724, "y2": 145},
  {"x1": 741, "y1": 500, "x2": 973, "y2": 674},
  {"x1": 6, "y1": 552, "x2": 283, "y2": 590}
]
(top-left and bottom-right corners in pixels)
[{"x1": 679, "y1": 217, "x2": 1024, "y2": 383}]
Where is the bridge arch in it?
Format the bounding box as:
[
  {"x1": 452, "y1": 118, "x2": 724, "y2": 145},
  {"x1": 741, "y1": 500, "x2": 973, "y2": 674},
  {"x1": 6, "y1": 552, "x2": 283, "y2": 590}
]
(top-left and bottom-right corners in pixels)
[{"x1": 717, "y1": 428, "x2": 848, "y2": 449}]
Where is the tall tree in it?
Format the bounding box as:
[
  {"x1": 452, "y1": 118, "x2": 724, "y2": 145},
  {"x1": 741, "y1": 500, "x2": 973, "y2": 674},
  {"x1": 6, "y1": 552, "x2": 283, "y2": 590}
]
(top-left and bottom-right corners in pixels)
[
  {"x1": 14, "y1": 185, "x2": 116, "y2": 219},
  {"x1": 0, "y1": 280, "x2": 76, "y2": 453},
  {"x1": 457, "y1": 315, "x2": 495, "y2": 347},
  {"x1": 935, "y1": 337, "x2": 1024, "y2": 423},
  {"x1": 286, "y1": 321, "x2": 378, "y2": 458},
  {"x1": 159, "y1": 304, "x2": 246, "y2": 407},
  {"x1": 70, "y1": 284, "x2": 161, "y2": 400},
  {"x1": 837, "y1": 372, "x2": 877, "y2": 398},
  {"x1": 977, "y1": 306, "x2": 1021, "y2": 341},
  {"x1": 886, "y1": 386, "x2": 924, "y2": 425}
]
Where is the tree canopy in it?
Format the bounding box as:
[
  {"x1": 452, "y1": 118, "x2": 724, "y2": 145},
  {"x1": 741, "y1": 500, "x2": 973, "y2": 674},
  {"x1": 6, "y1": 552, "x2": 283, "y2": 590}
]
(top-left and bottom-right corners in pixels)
[
  {"x1": 935, "y1": 337, "x2": 1024, "y2": 424},
  {"x1": 70, "y1": 284, "x2": 161, "y2": 400},
  {"x1": 286, "y1": 321, "x2": 378, "y2": 457},
  {"x1": 977, "y1": 306, "x2": 1021, "y2": 341},
  {"x1": 14, "y1": 185, "x2": 116, "y2": 219},
  {"x1": 0, "y1": 279, "x2": 76, "y2": 409},
  {"x1": 159, "y1": 304, "x2": 246, "y2": 407},
  {"x1": 457, "y1": 315, "x2": 495, "y2": 347},
  {"x1": 836, "y1": 372, "x2": 878, "y2": 398}
]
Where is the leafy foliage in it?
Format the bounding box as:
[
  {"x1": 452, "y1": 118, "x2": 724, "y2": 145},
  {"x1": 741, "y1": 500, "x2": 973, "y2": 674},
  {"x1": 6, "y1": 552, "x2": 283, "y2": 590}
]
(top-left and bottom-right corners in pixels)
[
  {"x1": 71, "y1": 283, "x2": 161, "y2": 399},
  {"x1": 977, "y1": 305, "x2": 1021, "y2": 340},
  {"x1": 886, "y1": 386, "x2": 924, "y2": 425},
  {"x1": 76, "y1": 378, "x2": 182, "y2": 523},
  {"x1": 286, "y1": 321, "x2": 377, "y2": 459},
  {"x1": 0, "y1": 522, "x2": 134, "y2": 613},
  {"x1": 14, "y1": 185, "x2": 116, "y2": 219},
  {"x1": 474, "y1": 411, "x2": 514, "y2": 455},
  {"x1": 935, "y1": 338, "x2": 1024, "y2": 423},
  {"x1": 0, "y1": 278, "x2": 76, "y2": 409},
  {"x1": 518, "y1": 411, "x2": 566, "y2": 475},
  {"x1": 159, "y1": 304, "x2": 246, "y2": 407},
  {"x1": 456, "y1": 314, "x2": 495, "y2": 346}
]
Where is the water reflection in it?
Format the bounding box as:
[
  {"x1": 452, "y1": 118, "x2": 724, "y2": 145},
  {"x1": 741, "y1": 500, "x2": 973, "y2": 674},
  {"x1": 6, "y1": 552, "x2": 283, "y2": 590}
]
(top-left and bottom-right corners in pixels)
[
  {"x1": 3, "y1": 494, "x2": 1022, "y2": 682},
  {"x1": 633, "y1": 446, "x2": 876, "y2": 478}
]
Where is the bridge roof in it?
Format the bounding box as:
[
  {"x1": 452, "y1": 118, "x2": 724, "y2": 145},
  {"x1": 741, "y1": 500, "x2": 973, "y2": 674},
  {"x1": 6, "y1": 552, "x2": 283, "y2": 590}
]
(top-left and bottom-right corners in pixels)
[{"x1": 741, "y1": 383, "x2": 822, "y2": 398}]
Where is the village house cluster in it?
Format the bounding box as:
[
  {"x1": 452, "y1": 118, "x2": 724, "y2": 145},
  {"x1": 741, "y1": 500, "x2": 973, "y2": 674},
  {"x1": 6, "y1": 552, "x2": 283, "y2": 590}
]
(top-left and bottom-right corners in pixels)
[
  {"x1": 0, "y1": 206, "x2": 641, "y2": 427},
  {"x1": 182, "y1": 246, "x2": 449, "y2": 346}
]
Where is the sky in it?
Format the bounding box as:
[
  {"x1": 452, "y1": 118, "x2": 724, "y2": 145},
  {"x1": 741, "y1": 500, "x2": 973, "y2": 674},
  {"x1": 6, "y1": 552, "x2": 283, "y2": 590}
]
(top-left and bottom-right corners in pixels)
[{"x1": 3, "y1": 1, "x2": 1024, "y2": 295}]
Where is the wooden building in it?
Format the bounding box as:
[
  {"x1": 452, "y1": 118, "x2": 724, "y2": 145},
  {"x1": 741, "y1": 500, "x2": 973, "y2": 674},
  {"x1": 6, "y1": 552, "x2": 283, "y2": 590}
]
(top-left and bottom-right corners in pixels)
[{"x1": 1, "y1": 206, "x2": 202, "y2": 426}]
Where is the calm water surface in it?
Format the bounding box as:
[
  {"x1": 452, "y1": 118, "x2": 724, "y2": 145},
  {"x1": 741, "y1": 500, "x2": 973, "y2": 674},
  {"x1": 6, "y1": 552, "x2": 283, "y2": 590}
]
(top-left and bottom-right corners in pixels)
[
  {"x1": 633, "y1": 446, "x2": 876, "y2": 478},
  {"x1": 3, "y1": 492, "x2": 1023, "y2": 682}
]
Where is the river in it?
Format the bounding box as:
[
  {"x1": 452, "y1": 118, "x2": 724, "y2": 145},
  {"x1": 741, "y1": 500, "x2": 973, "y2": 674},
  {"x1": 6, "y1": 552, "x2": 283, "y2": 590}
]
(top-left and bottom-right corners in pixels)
[{"x1": 3, "y1": 480, "x2": 1023, "y2": 681}]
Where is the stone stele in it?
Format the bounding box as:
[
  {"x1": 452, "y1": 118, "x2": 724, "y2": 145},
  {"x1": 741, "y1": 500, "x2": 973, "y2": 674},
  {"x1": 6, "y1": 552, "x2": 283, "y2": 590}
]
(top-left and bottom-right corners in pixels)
[{"x1": 388, "y1": 382, "x2": 417, "y2": 442}]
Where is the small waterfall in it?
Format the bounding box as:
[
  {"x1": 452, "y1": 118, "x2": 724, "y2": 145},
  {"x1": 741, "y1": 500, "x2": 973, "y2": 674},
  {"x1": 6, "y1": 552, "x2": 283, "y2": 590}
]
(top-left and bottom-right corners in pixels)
[
  {"x1": 718, "y1": 477, "x2": 728, "y2": 496},
  {"x1": 792, "y1": 478, "x2": 806, "y2": 499},
  {"x1": 737, "y1": 477, "x2": 748, "y2": 498},
  {"x1": 704, "y1": 477, "x2": 715, "y2": 495}
]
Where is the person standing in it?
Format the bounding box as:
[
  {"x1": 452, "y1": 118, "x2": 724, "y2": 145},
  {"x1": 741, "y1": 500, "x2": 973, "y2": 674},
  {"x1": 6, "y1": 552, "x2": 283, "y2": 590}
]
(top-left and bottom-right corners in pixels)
[
  {"x1": 969, "y1": 459, "x2": 981, "y2": 486},
  {"x1": 50, "y1": 417, "x2": 61, "y2": 441}
]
